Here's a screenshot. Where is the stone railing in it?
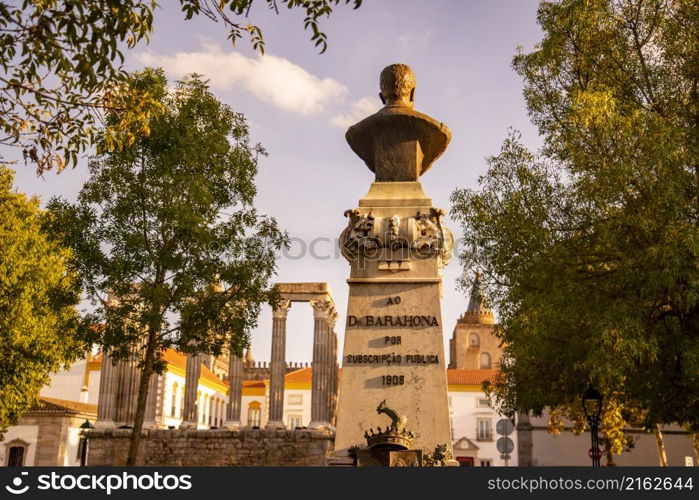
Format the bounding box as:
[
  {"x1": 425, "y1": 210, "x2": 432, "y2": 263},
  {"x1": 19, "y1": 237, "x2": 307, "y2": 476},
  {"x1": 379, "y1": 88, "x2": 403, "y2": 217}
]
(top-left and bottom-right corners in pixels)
[{"x1": 86, "y1": 428, "x2": 335, "y2": 466}]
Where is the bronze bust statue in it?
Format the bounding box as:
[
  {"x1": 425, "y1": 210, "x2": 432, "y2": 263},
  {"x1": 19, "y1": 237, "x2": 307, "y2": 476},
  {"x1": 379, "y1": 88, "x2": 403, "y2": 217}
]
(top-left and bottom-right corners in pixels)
[{"x1": 345, "y1": 63, "x2": 452, "y2": 182}]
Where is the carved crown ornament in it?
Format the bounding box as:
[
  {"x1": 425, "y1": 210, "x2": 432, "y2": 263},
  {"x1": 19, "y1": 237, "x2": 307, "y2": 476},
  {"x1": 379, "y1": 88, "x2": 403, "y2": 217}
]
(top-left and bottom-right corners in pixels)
[
  {"x1": 339, "y1": 207, "x2": 453, "y2": 269},
  {"x1": 364, "y1": 399, "x2": 415, "y2": 450}
]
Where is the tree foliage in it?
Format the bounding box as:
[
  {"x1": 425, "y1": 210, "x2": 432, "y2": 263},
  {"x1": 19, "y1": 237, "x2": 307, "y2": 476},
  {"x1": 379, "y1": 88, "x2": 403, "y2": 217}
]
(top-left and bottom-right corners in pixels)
[
  {"x1": 0, "y1": 166, "x2": 89, "y2": 436},
  {"x1": 48, "y1": 69, "x2": 288, "y2": 464},
  {"x1": 0, "y1": 0, "x2": 363, "y2": 173},
  {"x1": 451, "y1": 0, "x2": 699, "y2": 438}
]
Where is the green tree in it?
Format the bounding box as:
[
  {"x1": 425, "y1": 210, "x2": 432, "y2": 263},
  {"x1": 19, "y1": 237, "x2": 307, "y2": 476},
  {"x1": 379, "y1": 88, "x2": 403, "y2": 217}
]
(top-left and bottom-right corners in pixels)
[
  {"x1": 48, "y1": 69, "x2": 288, "y2": 465},
  {"x1": 450, "y1": 0, "x2": 699, "y2": 445},
  {"x1": 0, "y1": 0, "x2": 363, "y2": 173},
  {"x1": 0, "y1": 166, "x2": 89, "y2": 437}
]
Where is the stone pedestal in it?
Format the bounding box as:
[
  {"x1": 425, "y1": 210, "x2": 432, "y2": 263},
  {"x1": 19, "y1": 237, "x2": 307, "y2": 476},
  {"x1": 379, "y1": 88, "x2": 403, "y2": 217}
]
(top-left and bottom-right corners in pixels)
[{"x1": 334, "y1": 182, "x2": 453, "y2": 454}]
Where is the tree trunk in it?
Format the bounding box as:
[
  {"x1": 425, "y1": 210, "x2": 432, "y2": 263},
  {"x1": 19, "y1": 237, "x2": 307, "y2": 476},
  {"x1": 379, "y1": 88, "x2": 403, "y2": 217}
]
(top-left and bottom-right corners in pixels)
[
  {"x1": 603, "y1": 438, "x2": 615, "y2": 466},
  {"x1": 654, "y1": 424, "x2": 668, "y2": 466},
  {"x1": 126, "y1": 326, "x2": 157, "y2": 466}
]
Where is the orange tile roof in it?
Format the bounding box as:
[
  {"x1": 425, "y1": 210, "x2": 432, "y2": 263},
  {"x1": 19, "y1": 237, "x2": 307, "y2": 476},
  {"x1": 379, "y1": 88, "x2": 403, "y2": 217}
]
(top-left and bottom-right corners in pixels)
[
  {"x1": 242, "y1": 380, "x2": 265, "y2": 388},
  {"x1": 284, "y1": 367, "x2": 312, "y2": 383},
  {"x1": 92, "y1": 349, "x2": 227, "y2": 387},
  {"x1": 447, "y1": 369, "x2": 498, "y2": 385},
  {"x1": 247, "y1": 367, "x2": 496, "y2": 386},
  {"x1": 161, "y1": 349, "x2": 228, "y2": 387},
  {"x1": 29, "y1": 397, "x2": 98, "y2": 416}
]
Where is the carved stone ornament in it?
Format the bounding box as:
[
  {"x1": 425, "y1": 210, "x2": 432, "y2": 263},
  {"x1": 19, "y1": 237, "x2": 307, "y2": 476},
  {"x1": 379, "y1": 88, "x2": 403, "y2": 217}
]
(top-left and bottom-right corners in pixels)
[
  {"x1": 363, "y1": 399, "x2": 415, "y2": 450},
  {"x1": 271, "y1": 299, "x2": 291, "y2": 319},
  {"x1": 310, "y1": 299, "x2": 333, "y2": 318},
  {"x1": 340, "y1": 209, "x2": 379, "y2": 259},
  {"x1": 388, "y1": 215, "x2": 404, "y2": 250},
  {"x1": 412, "y1": 207, "x2": 453, "y2": 267}
]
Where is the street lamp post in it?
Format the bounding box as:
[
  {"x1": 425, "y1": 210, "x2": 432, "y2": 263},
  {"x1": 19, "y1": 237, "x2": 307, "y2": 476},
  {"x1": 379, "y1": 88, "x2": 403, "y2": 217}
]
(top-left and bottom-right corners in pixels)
[
  {"x1": 582, "y1": 385, "x2": 603, "y2": 466},
  {"x1": 79, "y1": 419, "x2": 94, "y2": 467}
]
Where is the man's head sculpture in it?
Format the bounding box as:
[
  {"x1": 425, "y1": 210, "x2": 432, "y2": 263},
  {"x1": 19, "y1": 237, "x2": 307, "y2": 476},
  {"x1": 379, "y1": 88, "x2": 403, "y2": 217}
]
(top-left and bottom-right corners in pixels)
[
  {"x1": 379, "y1": 63, "x2": 415, "y2": 109},
  {"x1": 345, "y1": 64, "x2": 451, "y2": 182}
]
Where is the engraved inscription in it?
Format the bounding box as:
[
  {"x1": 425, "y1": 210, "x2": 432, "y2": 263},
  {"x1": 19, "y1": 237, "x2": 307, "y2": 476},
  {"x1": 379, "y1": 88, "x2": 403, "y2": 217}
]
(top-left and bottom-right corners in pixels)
[
  {"x1": 381, "y1": 375, "x2": 405, "y2": 386},
  {"x1": 347, "y1": 315, "x2": 439, "y2": 327}
]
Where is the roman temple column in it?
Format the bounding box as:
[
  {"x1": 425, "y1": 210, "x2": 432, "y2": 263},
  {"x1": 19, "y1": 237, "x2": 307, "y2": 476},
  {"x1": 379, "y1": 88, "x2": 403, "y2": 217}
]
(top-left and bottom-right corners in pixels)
[
  {"x1": 266, "y1": 299, "x2": 291, "y2": 429},
  {"x1": 95, "y1": 351, "x2": 116, "y2": 428},
  {"x1": 224, "y1": 353, "x2": 244, "y2": 429},
  {"x1": 180, "y1": 353, "x2": 201, "y2": 429},
  {"x1": 328, "y1": 312, "x2": 339, "y2": 425},
  {"x1": 143, "y1": 372, "x2": 159, "y2": 429},
  {"x1": 309, "y1": 300, "x2": 333, "y2": 429}
]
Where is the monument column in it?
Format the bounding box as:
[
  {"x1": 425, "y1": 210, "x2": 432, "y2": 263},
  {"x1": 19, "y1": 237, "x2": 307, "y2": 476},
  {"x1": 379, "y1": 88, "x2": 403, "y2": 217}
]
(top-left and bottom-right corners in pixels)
[
  {"x1": 224, "y1": 353, "x2": 244, "y2": 429},
  {"x1": 180, "y1": 353, "x2": 201, "y2": 429},
  {"x1": 96, "y1": 351, "x2": 116, "y2": 428},
  {"x1": 309, "y1": 300, "x2": 332, "y2": 429},
  {"x1": 266, "y1": 299, "x2": 291, "y2": 429},
  {"x1": 334, "y1": 64, "x2": 454, "y2": 456}
]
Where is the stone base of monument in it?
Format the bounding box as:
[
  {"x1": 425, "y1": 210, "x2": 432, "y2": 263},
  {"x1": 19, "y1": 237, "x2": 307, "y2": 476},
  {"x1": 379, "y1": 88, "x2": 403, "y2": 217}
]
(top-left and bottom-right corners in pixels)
[{"x1": 357, "y1": 448, "x2": 423, "y2": 467}]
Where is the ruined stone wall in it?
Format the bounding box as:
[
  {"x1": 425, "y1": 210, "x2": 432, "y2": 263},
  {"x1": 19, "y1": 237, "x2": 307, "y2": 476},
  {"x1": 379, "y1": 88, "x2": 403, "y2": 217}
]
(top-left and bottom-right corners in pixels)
[{"x1": 86, "y1": 428, "x2": 334, "y2": 466}]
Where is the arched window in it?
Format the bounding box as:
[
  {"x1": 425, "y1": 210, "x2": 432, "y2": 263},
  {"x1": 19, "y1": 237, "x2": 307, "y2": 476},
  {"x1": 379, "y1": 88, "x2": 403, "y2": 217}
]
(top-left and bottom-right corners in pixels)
[
  {"x1": 479, "y1": 352, "x2": 491, "y2": 369},
  {"x1": 247, "y1": 401, "x2": 261, "y2": 428},
  {"x1": 469, "y1": 333, "x2": 480, "y2": 347},
  {"x1": 170, "y1": 383, "x2": 178, "y2": 417},
  {"x1": 4, "y1": 439, "x2": 30, "y2": 466}
]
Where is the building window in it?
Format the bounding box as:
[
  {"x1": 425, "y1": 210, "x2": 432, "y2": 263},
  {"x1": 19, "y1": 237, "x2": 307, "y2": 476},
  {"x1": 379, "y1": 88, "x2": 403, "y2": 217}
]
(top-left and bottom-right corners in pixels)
[
  {"x1": 247, "y1": 401, "x2": 261, "y2": 428},
  {"x1": 287, "y1": 394, "x2": 303, "y2": 405},
  {"x1": 477, "y1": 398, "x2": 490, "y2": 408},
  {"x1": 469, "y1": 333, "x2": 480, "y2": 347},
  {"x1": 170, "y1": 382, "x2": 178, "y2": 417},
  {"x1": 7, "y1": 447, "x2": 25, "y2": 467},
  {"x1": 288, "y1": 415, "x2": 303, "y2": 429},
  {"x1": 479, "y1": 459, "x2": 492, "y2": 467},
  {"x1": 477, "y1": 418, "x2": 492, "y2": 441},
  {"x1": 4, "y1": 439, "x2": 29, "y2": 467},
  {"x1": 479, "y1": 352, "x2": 491, "y2": 369}
]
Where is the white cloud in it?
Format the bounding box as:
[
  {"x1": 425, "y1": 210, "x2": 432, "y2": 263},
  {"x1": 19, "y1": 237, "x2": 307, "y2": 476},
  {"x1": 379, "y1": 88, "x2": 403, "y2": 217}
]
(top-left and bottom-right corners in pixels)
[
  {"x1": 330, "y1": 96, "x2": 382, "y2": 128},
  {"x1": 135, "y1": 42, "x2": 347, "y2": 115},
  {"x1": 397, "y1": 30, "x2": 432, "y2": 47}
]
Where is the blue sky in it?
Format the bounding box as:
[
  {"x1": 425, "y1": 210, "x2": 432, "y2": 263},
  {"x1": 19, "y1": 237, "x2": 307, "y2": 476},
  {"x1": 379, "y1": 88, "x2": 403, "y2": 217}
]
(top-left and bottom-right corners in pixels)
[{"x1": 11, "y1": 0, "x2": 544, "y2": 363}]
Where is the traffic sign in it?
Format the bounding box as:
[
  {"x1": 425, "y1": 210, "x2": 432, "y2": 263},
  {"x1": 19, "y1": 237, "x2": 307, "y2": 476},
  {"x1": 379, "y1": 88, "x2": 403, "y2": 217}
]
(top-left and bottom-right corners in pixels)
[
  {"x1": 496, "y1": 418, "x2": 514, "y2": 436},
  {"x1": 497, "y1": 437, "x2": 515, "y2": 454},
  {"x1": 500, "y1": 453, "x2": 511, "y2": 460}
]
